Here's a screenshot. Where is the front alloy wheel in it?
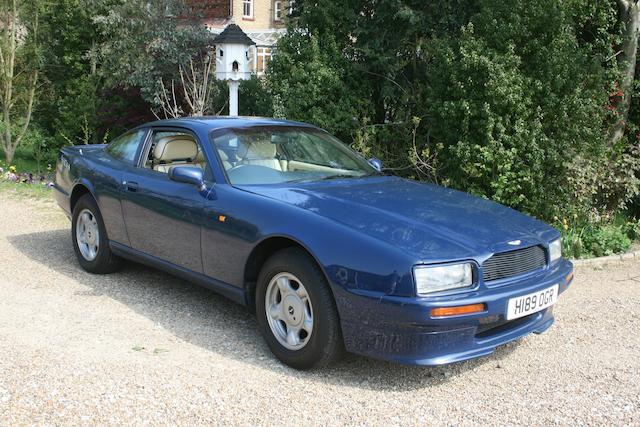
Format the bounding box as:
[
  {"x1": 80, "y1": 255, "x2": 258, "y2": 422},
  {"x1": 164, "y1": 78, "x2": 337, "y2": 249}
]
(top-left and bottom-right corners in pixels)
[
  {"x1": 265, "y1": 272, "x2": 314, "y2": 350},
  {"x1": 256, "y1": 248, "x2": 344, "y2": 369}
]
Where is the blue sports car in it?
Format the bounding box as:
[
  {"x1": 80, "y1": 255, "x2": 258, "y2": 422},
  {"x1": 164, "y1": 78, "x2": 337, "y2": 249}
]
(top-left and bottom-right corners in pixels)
[{"x1": 53, "y1": 117, "x2": 574, "y2": 369}]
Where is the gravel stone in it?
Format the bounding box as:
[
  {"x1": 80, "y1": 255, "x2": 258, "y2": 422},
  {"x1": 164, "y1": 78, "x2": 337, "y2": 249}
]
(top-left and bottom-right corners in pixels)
[{"x1": 0, "y1": 193, "x2": 639, "y2": 425}]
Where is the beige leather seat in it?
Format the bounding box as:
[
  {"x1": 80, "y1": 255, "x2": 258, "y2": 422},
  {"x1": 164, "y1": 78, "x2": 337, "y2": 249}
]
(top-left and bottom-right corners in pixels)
[
  {"x1": 238, "y1": 141, "x2": 282, "y2": 171},
  {"x1": 217, "y1": 150, "x2": 233, "y2": 170},
  {"x1": 153, "y1": 135, "x2": 199, "y2": 173}
]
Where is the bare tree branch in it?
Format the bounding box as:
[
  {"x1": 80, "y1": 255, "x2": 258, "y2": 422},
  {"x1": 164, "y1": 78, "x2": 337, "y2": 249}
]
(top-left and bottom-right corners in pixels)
[
  {"x1": 13, "y1": 69, "x2": 37, "y2": 148},
  {"x1": 155, "y1": 53, "x2": 215, "y2": 118}
]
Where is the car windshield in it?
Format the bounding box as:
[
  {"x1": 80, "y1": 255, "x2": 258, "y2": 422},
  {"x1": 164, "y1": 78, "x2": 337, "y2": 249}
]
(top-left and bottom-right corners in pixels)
[{"x1": 209, "y1": 126, "x2": 377, "y2": 185}]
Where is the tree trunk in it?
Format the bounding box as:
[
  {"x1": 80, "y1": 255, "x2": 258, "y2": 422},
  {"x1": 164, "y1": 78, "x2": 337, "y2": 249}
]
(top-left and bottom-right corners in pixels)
[
  {"x1": 4, "y1": 143, "x2": 15, "y2": 165},
  {"x1": 1, "y1": 0, "x2": 17, "y2": 164},
  {"x1": 3, "y1": 94, "x2": 13, "y2": 164},
  {"x1": 0, "y1": 1, "x2": 40, "y2": 164},
  {"x1": 609, "y1": 0, "x2": 640, "y2": 146}
]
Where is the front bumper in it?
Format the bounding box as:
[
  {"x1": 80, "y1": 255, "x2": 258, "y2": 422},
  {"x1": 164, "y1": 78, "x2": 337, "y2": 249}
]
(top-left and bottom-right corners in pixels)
[{"x1": 336, "y1": 259, "x2": 573, "y2": 365}]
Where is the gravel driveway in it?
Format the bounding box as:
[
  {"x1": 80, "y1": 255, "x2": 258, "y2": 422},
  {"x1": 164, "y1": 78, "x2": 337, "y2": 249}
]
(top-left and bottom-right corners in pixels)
[{"x1": 0, "y1": 192, "x2": 638, "y2": 426}]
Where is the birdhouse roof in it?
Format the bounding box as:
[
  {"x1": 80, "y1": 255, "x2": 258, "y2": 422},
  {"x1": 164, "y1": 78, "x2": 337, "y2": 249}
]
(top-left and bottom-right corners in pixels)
[{"x1": 213, "y1": 24, "x2": 256, "y2": 45}]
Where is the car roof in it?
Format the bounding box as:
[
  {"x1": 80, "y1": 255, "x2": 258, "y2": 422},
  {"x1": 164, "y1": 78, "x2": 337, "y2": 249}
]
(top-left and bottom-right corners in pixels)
[{"x1": 139, "y1": 116, "x2": 317, "y2": 132}]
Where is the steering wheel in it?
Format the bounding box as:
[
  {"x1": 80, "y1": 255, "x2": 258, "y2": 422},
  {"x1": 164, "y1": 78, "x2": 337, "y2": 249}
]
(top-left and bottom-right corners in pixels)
[
  {"x1": 226, "y1": 164, "x2": 285, "y2": 184},
  {"x1": 226, "y1": 164, "x2": 247, "y2": 173}
]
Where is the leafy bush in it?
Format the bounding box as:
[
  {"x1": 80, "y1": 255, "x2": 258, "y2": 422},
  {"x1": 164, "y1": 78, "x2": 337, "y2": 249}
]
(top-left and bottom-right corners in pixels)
[
  {"x1": 92, "y1": 0, "x2": 214, "y2": 106},
  {"x1": 423, "y1": 1, "x2": 607, "y2": 219},
  {"x1": 267, "y1": 33, "x2": 367, "y2": 140},
  {"x1": 566, "y1": 147, "x2": 640, "y2": 217},
  {"x1": 581, "y1": 225, "x2": 632, "y2": 257},
  {"x1": 559, "y1": 214, "x2": 636, "y2": 259},
  {"x1": 239, "y1": 77, "x2": 273, "y2": 117},
  {"x1": 269, "y1": 0, "x2": 614, "y2": 222}
]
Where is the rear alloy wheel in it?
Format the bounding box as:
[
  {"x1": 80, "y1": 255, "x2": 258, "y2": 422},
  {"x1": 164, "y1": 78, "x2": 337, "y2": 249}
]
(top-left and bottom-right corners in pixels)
[
  {"x1": 256, "y1": 248, "x2": 344, "y2": 369},
  {"x1": 76, "y1": 209, "x2": 100, "y2": 261},
  {"x1": 71, "y1": 194, "x2": 122, "y2": 274}
]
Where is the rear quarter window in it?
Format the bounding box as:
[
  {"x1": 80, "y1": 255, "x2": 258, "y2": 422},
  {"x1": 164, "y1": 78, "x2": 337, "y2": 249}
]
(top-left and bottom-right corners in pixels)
[{"x1": 105, "y1": 130, "x2": 146, "y2": 164}]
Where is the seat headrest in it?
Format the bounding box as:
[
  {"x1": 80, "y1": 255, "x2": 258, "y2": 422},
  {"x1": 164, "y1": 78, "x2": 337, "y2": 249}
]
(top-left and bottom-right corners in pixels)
[
  {"x1": 217, "y1": 150, "x2": 229, "y2": 161},
  {"x1": 194, "y1": 149, "x2": 206, "y2": 163},
  {"x1": 153, "y1": 136, "x2": 198, "y2": 162},
  {"x1": 238, "y1": 141, "x2": 277, "y2": 160}
]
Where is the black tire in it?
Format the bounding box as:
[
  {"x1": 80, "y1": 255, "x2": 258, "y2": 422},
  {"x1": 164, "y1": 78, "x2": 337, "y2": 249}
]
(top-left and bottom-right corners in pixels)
[
  {"x1": 71, "y1": 194, "x2": 122, "y2": 274},
  {"x1": 256, "y1": 248, "x2": 345, "y2": 369}
]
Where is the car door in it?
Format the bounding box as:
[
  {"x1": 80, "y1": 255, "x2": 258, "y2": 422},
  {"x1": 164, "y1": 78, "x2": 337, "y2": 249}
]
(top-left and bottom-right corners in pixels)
[
  {"x1": 100, "y1": 129, "x2": 149, "y2": 246},
  {"x1": 120, "y1": 127, "x2": 210, "y2": 273}
]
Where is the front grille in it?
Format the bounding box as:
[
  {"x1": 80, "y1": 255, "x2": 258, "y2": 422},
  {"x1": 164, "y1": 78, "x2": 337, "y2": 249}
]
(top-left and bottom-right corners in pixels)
[{"x1": 482, "y1": 245, "x2": 546, "y2": 282}]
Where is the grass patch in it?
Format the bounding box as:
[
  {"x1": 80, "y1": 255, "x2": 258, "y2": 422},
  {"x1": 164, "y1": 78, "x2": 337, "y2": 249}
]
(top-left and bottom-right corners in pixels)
[{"x1": 0, "y1": 180, "x2": 53, "y2": 201}]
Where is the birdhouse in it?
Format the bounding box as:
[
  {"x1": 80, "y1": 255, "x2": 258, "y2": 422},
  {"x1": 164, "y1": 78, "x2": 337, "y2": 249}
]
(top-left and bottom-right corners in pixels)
[{"x1": 213, "y1": 24, "x2": 255, "y2": 82}]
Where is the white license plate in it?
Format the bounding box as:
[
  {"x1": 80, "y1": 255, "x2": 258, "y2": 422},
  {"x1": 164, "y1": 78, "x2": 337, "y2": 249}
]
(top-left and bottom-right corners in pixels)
[{"x1": 506, "y1": 284, "x2": 559, "y2": 320}]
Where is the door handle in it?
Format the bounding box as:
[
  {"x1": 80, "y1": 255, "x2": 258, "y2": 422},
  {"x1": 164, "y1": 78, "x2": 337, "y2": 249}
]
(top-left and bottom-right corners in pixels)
[{"x1": 123, "y1": 181, "x2": 138, "y2": 192}]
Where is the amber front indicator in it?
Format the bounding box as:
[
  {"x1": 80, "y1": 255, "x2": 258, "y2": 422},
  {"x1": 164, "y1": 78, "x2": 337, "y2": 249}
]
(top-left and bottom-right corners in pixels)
[
  {"x1": 565, "y1": 272, "x2": 574, "y2": 284},
  {"x1": 431, "y1": 303, "x2": 486, "y2": 317}
]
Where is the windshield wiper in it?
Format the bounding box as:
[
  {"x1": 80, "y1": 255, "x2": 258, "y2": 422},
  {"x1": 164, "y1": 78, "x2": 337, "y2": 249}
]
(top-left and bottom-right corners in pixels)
[
  {"x1": 286, "y1": 172, "x2": 383, "y2": 184},
  {"x1": 316, "y1": 174, "x2": 360, "y2": 181}
]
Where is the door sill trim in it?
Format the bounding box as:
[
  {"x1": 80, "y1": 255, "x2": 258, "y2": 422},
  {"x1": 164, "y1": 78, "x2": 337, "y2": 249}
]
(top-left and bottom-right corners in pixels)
[{"x1": 109, "y1": 241, "x2": 247, "y2": 305}]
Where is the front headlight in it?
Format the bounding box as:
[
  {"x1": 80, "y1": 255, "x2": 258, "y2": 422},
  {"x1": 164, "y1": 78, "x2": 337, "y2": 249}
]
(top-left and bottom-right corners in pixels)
[
  {"x1": 414, "y1": 263, "x2": 474, "y2": 295},
  {"x1": 549, "y1": 238, "x2": 562, "y2": 263}
]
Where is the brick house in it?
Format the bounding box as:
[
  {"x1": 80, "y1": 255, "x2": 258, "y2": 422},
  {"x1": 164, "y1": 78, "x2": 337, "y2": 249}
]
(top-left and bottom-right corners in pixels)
[{"x1": 189, "y1": 0, "x2": 290, "y2": 76}]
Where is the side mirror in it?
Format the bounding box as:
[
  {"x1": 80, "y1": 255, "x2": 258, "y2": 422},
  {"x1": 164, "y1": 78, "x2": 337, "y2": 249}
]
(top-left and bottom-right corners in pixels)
[
  {"x1": 169, "y1": 166, "x2": 205, "y2": 189},
  {"x1": 368, "y1": 158, "x2": 383, "y2": 172}
]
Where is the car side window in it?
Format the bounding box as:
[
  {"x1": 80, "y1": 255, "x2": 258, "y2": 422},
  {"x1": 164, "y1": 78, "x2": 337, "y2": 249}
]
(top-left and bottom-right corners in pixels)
[
  {"x1": 105, "y1": 130, "x2": 145, "y2": 164},
  {"x1": 141, "y1": 130, "x2": 209, "y2": 175}
]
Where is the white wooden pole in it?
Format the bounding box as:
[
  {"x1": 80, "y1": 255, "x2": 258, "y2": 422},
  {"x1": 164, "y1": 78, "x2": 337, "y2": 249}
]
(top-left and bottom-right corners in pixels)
[{"x1": 229, "y1": 80, "x2": 239, "y2": 116}]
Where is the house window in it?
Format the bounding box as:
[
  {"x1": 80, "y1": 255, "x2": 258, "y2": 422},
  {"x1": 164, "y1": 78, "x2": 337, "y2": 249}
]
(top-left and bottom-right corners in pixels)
[
  {"x1": 256, "y1": 47, "x2": 272, "y2": 75},
  {"x1": 243, "y1": 0, "x2": 253, "y2": 18},
  {"x1": 274, "y1": 1, "x2": 282, "y2": 21}
]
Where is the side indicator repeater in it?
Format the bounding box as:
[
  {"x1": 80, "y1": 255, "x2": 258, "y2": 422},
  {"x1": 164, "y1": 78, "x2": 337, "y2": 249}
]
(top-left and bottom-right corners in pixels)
[{"x1": 565, "y1": 271, "x2": 574, "y2": 284}]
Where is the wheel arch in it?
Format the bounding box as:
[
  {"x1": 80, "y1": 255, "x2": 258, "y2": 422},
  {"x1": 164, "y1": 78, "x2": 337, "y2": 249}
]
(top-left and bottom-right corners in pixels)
[
  {"x1": 243, "y1": 235, "x2": 333, "y2": 309},
  {"x1": 69, "y1": 182, "x2": 95, "y2": 214}
]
